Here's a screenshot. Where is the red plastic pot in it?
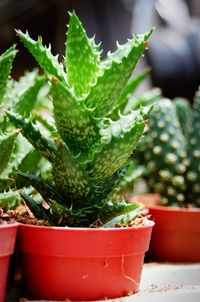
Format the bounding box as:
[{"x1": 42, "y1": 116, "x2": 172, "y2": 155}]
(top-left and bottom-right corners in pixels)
[
  {"x1": 148, "y1": 205, "x2": 200, "y2": 262},
  {"x1": 17, "y1": 222, "x2": 154, "y2": 301},
  {"x1": 0, "y1": 223, "x2": 18, "y2": 302}
]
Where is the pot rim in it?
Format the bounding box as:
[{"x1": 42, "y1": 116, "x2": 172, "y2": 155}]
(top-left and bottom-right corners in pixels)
[
  {"x1": 148, "y1": 204, "x2": 200, "y2": 213},
  {"x1": 19, "y1": 219, "x2": 154, "y2": 232},
  {"x1": 0, "y1": 222, "x2": 19, "y2": 229}
]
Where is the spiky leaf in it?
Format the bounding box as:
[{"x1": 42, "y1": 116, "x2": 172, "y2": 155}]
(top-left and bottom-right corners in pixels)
[
  {"x1": 111, "y1": 67, "x2": 150, "y2": 119},
  {"x1": 14, "y1": 74, "x2": 46, "y2": 117},
  {"x1": 85, "y1": 30, "x2": 153, "y2": 117},
  {"x1": 102, "y1": 204, "x2": 141, "y2": 228},
  {"x1": 0, "y1": 45, "x2": 17, "y2": 102},
  {"x1": 94, "y1": 164, "x2": 128, "y2": 202},
  {"x1": 65, "y1": 12, "x2": 100, "y2": 96},
  {"x1": 0, "y1": 131, "x2": 19, "y2": 175},
  {"x1": 16, "y1": 30, "x2": 67, "y2": 83},
  {"x1": 0, "y1": 191, "x2": 20, "y2": 210},
  {"x1": 20, "y1": 191, "x2": 53, "y2": 224},
  {"x1": 17, "y1": 171, "x2": 64, "y2": 204},
  {"x1": 88, "y1": 114, "x2": 145, "y2": 180},
  {"x1": 51, "y1": 78, "x2": 100, "y2": 154},
  {"x1": 6, "y1": 111, "x2": 57, "y2": 163},
  {"x1": 0, "y1": 178, "x2": 15, "y2": 192},
  {"x1": 87, "y1": 201, "x2": 140, "y2": 227},
  {"x1": 53, "y1": 142, "x2": 93, "y2": 205}
]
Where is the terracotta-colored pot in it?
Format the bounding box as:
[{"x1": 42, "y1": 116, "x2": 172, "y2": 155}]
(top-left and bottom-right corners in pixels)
[
  {"x1": 17, "y1": 222, "x2": 154, "y2": 301},
  {"x1": 148, "y1": 205, "x2": 200, "y2": 262},
  {"x1": 0, "y1": 223, "x2": 18, "y2": 302},
  {"x1": 130, "y1": 194, "x2": 200, "y2": 262}
]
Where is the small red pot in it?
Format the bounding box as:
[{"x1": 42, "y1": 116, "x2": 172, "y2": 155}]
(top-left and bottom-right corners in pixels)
[
  {"x1": 17, "y1": 222, "x2": 154, "y2": 301},
  {"x1": 148, "y1": 205, "x2": 200, "y2": 262},
  {"x1": 0, "y1": 223, "x2": 18, "y2": 302}
]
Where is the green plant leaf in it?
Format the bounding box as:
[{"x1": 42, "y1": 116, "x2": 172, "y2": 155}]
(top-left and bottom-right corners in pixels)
[
  {"x1": 65, "y1": 12, "x2": 100, "y2": 96},
  {"x1": 85, "y1": 30, "x2": 153, "y2": 117},
  {"x1": 110, "y1": 67, "x2": 151, "y2": 119},
  {"x1": 16, "y1": 30, "x2": 67, "y2": 84},
  {"x1": 48, "y1": 199, "x2": 85, "y2": 226},
  {"x1": 0, "y1": 45, "x2": 17, "y2": 102},
  {"x1": 14, "y1": 74, "x2": 46, "y2": 117},
  {"x1": 53, "y1": 142, "x2": 93, "y2": 206},
  {"x1": 17, "y1": 171, "x2": 65, "y2": 204},
  {"x1": 88, "y1": 112, "x2": 146, "y2": 181},
  {"x1": 94, "y1": 164, "x2": 128, "y2": 202},
  {"x1": 20, "y1": 191, "x2": 53, "y2": 224},
  {"x1": 0, "y1": 191, "x2": 20, "y2": 210},
  {"x1": 0, "y1": 130, "x2": 19, "y2": 175},
  {"x1": 6, "y1": 111, "x2": 57, "y2": 163},
  {"x1": 102, "y1": 204, "x2": 141, "y2": 228},
  {"x1": 124, "y1": 88, "x2": 161, "y2": 114},
  {"x1": 0, "y1": 178, "x2": 15, "y2": 192},
  {"x1": 50, "y1": 78, "x2": 100, "y2": 154}
]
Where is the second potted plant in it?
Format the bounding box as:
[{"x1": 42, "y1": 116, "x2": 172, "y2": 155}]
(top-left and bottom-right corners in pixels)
[
  {"x1": 138, "y1": 94, "x2": 200, "y2": 262},
  {"x1": 7, "y1": 12, "x2": 154, "y2": 300}
]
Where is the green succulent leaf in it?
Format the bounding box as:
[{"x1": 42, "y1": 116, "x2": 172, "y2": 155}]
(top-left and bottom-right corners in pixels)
[
  {"x1": 85, "y1": 30, "x2": 153, "y2": 117},
  {"x1": 50, "y1": 78, "x2": 100, "y2": 154},
  {"x1": 94, "y1": 164, "x2": 128, "y2": 202},
  {"x1": 48, "y1": 199, "x2": 85, "y2": 226},
  {"x1": 18, "y1": 150, "x2": 43, "y2": 174},
  {"x1": 102, "y1": 204, "x2": 141, "y2": 228},
  {"x1": 0, "y1": 178, "x2": 15, "y2": 192},
  {"x1": 14, "y1": 74, "x2": 46, "y2": 117},
  {"x1": 90, "y1": 201, "x2": 140, "y2": 226},
  {"x1": 20, "y1": 191, "x2": 53, "y2": 224},
  {"x1": 123, "y1": 88, "x2": 161, "y2": 115},
  {"x1": 53, "y1": 142, "x2": 93, "y2": 206},
  {"x1": 65, "y1": 12, "x2": 100, "y2": 96},
  {"x1": 0, "y1": 45, "x2": 17, "y2": 102},
  {"x1": 88, "y1": 113, "x2": 146, "y2": 181},
  {"x1": 17, "y1": 171, "x2": 65, "y2": 204},
  {"x1": 32, "y1": 113, "x2": 58, "y2": 136},
  {"x1": 111, "y1": 67, "x2": 151, "y2": 119},
  {"x1": 0, "y1": 191, "x2": 20, "y2": 210},
  {"x1": 6, "y1": 111, "x2": 57, "y2": 163},
  {"x1": 0, "y1": 130, "x2": 19, "y2": 175},
  {"x1": 16, "y1": 30, "x2": 67, "y2": 84}
]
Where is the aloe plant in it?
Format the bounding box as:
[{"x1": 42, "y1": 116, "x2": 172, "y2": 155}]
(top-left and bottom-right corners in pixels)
[
  {"x1": 0, "y1": 46, "x2": 51, "y2": 209},
  {"x1": 7, "y1": 12, "x2": 153, "y2": 227},
  {"x1": 140, "y1": 90, "x2": 200, "y2": 208}
]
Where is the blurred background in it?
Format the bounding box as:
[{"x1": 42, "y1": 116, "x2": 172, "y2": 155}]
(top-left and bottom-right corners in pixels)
[{"x1": 1, "y1": 0, "x2": 200, "y2": 101}]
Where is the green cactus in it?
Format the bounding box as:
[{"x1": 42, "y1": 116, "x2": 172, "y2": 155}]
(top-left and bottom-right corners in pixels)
[
  {"x1": 141, "y1": 91, "x2": 200, "y2": 208},
  {"x1": 7, "y1": 12, "x2": 153, "y2": 227},
  {"x1": 186, "y1": 89, "x2": 200, "y2": 207}
]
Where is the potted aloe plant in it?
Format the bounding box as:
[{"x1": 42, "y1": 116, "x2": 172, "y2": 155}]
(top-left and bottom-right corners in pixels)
[
  {"x1": 0, "y1": 45, "x2": 20, "y2": 302},
  {"x1": 7, "y1": 12, "x2": 154, "y2": 300},
  {"x1": 138, "y1": 94, "x2": 200, "y2": 262},
  {"x1": 0, "y1": 43, "x2": 53, "y2": 301}
]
